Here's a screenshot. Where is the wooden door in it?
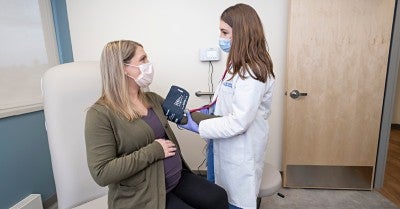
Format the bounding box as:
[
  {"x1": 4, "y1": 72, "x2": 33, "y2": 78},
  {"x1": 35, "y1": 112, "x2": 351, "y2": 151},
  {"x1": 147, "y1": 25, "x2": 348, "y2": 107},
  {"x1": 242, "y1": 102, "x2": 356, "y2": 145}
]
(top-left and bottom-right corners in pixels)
[{"x1": 283, "y1": 0, "x2": 395, "y2": 189}]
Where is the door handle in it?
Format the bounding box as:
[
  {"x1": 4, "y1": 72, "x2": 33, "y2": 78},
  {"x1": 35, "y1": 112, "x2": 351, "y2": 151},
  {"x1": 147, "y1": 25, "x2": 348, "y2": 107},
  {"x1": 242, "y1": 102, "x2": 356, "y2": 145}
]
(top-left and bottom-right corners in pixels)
[{"x1": 289, "y1": 90, "x2": 307, "y2": 99}]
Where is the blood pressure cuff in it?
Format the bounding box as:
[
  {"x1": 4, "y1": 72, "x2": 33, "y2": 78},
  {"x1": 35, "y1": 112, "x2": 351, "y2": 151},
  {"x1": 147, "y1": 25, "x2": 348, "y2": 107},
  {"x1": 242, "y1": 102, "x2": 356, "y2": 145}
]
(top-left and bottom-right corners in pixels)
[{"x1": 162, "y1": 85, "x2": 189, "y2": 124}]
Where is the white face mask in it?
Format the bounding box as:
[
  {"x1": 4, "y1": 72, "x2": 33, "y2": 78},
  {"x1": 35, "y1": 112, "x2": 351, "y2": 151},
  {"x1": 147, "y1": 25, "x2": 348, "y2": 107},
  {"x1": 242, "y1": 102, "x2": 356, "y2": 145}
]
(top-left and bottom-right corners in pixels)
[{"x1": 124, "y1": 62, "x2": 154, "y2": 88}]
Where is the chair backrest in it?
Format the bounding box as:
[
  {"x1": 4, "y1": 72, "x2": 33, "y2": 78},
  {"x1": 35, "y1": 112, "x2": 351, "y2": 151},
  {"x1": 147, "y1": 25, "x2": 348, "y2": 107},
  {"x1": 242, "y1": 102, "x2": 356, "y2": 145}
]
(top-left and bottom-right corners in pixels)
[{"x1": 42, "y1": 61, "x2": 107, "y2": 209}]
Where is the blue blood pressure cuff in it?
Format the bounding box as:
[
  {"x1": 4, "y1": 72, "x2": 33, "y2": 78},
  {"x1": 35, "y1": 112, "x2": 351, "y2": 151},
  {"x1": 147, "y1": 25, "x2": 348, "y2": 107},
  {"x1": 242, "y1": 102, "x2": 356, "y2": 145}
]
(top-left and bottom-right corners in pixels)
[{"x1": 162, "y1": 85, "x2": 189, "y2": 124}]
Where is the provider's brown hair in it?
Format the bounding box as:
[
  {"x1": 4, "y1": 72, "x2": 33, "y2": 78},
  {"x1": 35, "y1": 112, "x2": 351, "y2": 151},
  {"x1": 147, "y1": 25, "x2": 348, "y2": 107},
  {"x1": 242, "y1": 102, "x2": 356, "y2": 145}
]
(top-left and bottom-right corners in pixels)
[{"x1": 221, "y1": 3, "x2": 274, "y2": 82}]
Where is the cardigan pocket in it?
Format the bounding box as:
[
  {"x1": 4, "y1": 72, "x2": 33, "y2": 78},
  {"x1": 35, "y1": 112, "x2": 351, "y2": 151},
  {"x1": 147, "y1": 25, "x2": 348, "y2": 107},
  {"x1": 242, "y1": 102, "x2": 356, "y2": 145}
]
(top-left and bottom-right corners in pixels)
[
  {"x1": 113, "y1": 171, "x2": 149, "y2": 208},
  {"x1": 113, "y1": 184, "x2": 149, "y2": 209},
  {"x1": 119, "y1": 171, "x2": 146, "y2": 188}
]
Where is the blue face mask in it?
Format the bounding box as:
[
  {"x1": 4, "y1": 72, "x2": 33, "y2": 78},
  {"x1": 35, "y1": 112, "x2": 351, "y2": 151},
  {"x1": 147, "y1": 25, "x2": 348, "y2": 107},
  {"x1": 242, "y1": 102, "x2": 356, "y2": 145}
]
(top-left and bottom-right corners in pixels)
[{"x1": 219, "y1": 38, "x2": 231, "y2": 52}]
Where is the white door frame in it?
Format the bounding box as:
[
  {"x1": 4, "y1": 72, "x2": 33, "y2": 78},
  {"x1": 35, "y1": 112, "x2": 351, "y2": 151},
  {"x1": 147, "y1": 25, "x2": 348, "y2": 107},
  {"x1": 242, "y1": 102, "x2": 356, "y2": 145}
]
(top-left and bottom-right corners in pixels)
[{"x1": 375, "y1": 0, "x2": 399, "y2": 189}]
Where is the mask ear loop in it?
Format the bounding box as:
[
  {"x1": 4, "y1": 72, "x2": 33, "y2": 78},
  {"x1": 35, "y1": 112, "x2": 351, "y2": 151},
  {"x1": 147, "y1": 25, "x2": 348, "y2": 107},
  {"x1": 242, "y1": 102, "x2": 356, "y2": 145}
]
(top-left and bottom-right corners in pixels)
[
  {"x1": 123, "y1": 63, "x2": 141, "y2": 80},
  {"x1": 125, "y1": 73, "x2": 137, "y2": 80},
  {"x1": 120, "y1": 41, "x2": 136, "y2": 80}
]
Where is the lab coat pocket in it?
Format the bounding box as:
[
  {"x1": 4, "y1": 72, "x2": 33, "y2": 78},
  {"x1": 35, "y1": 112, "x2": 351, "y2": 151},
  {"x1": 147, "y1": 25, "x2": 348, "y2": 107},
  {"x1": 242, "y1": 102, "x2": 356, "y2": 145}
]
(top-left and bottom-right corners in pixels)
[
  {"x1": 218, "y1": 82, "x2": 235, "y2": 112},
  {"x1": 219, "y1": 138, "x2": 244, "y2": 166}
]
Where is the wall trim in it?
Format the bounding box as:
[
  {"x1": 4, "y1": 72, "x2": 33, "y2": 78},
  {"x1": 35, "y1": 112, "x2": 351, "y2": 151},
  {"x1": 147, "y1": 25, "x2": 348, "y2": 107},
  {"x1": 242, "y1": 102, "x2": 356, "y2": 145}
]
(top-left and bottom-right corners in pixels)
[
  {"x1": 375, "y1": 0, "x2": 400, "y2": 189},
  {"x1": 50, "y1": 0, "x2": 73, "y2": 63}
]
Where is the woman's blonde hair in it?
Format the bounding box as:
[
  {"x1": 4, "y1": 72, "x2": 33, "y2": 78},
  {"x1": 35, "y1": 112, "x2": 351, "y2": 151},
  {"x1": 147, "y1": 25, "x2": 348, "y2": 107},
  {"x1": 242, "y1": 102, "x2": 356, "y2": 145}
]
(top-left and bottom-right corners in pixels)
[
  {"x1": 221, "y1": 3, "x2": 274, "y2": 82},
  {"x1": 98, "y1": 40, "x2": 149, "y2": 121}
]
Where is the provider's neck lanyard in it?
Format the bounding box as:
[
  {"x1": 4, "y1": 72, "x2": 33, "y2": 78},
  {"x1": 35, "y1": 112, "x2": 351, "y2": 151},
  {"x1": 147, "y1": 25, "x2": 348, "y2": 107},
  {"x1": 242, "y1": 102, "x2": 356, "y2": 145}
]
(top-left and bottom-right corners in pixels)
[{"x1": 189, "y1": 66, "x2": 230, "y2": 113}]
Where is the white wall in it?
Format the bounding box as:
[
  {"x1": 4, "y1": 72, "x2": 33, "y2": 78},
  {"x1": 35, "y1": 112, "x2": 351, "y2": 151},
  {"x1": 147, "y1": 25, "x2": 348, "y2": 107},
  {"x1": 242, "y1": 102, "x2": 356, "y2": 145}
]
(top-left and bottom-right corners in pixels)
[{"x1": 66, "y1": 0, "x2": 288, "y2": 170}]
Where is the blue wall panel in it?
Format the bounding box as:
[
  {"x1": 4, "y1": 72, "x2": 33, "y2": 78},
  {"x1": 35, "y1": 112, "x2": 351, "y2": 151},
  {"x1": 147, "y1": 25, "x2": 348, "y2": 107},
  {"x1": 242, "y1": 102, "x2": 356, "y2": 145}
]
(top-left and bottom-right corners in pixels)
[{"x1": 0, "y1": 111, "x2": 55, "y2": 209}]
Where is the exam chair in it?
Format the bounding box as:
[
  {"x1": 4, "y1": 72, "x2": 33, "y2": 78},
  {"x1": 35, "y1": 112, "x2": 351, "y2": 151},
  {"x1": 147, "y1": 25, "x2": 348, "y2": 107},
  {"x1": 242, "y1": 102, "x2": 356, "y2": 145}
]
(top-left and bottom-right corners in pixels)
[
  {"x1": 42, "y1": 61, "x2": 108, "y2": 209},
  {"x1": 257, "y1": 162, "x2": 283, "y2": 209}
]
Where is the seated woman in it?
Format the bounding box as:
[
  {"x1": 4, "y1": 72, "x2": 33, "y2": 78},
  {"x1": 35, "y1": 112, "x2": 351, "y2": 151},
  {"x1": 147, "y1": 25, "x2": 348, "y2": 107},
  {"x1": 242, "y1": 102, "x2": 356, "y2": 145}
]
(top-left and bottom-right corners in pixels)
[{"x1": 85, "y1": 40, "x2": 228, "y2": 209}]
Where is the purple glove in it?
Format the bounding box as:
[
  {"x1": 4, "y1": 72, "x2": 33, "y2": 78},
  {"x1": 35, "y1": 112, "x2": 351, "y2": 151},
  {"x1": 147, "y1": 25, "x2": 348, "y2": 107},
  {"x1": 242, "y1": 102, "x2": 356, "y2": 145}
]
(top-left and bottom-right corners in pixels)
[
  {"x1": 178, "y1": 111, "x2": 199, "y2": 133},
  {"x1": 198, "y1": 103, "x2": 216, "y2": 115},
  {"x1": 199, "y1": 107, "x2": 209, "y2": 115}
]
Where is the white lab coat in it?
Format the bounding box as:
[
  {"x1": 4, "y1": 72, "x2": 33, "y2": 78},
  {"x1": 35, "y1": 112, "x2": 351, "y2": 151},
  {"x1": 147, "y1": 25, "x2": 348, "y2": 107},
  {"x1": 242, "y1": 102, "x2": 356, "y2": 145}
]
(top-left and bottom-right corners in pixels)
[{"x1": 199, "y1": 68, "x2": 275, "y2": 209}]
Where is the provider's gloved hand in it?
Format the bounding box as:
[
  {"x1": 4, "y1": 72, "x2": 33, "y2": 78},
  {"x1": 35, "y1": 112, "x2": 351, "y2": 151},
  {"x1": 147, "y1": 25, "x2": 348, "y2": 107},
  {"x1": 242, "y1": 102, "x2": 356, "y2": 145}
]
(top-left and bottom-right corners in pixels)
[
  {"x1": 178, "y1": 111, "x2": 199, "y2": 133},
  {"x1": 195, "y1": 103, "x2": 215, "y2": 115},
  {"x1": 199, "y1": 107, "x2": 209, "y2": 115}
]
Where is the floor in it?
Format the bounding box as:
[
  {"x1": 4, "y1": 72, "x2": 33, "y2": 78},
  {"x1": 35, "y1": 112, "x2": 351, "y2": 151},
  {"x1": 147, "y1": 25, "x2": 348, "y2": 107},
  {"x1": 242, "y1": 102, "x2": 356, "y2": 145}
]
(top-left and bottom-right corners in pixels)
[
  {"x1": 45, "y1": 129, "x2": 400, "y2": 209},
  {"x1": 260, "y1": 128, "x2": 400, "y2": 209},
  {"x1": 379, "y1": 128, "x2": 400, "y2": 207},
  {"x1": 261, "y1": 188, "x2": 399, "y2": 209},
  {"x1": 47, "y1": 189, "x2": 398, "y2": 209}
]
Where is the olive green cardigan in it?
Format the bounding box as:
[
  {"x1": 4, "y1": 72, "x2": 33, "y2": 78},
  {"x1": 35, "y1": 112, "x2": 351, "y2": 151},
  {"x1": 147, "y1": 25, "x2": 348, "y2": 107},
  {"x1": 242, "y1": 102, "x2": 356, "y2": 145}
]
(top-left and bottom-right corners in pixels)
[{"x1": 85, "y1": 92, "x2": 191, "y2": 209}]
